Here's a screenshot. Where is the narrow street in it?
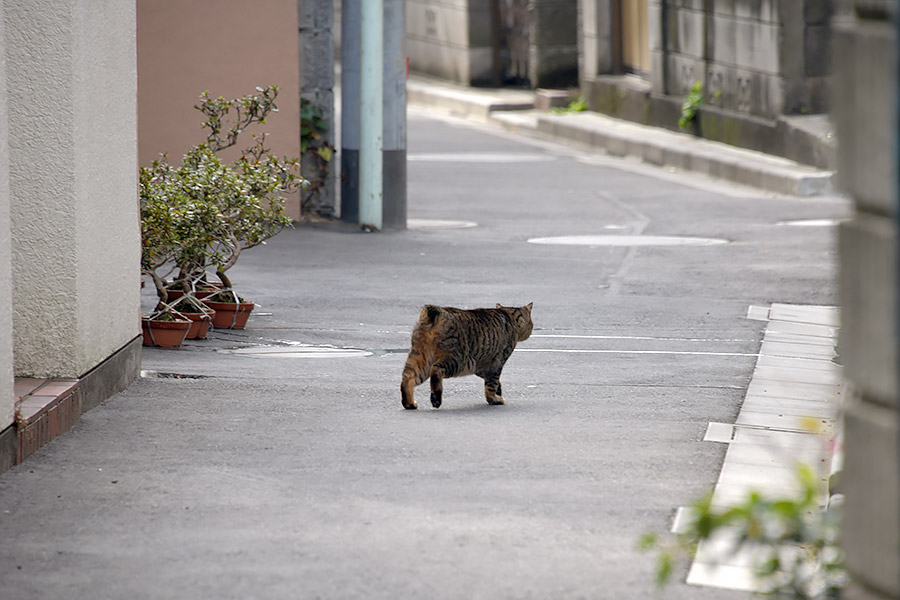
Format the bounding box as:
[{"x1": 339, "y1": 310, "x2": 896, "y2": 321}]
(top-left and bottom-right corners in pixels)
[{"x1": 0, "y1": 109, "x2": 847, "y2": 599}]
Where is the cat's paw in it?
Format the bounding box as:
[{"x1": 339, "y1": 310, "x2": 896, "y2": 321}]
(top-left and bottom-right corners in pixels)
[
  {"x1": 430, "y1": 392, "x2": 442, "y2": 408},
  {"x1": 486, "y1": 396, "x2": 505, "y2": 406},
  {"x1": 402, "y1": 399, "x2": 418, "y2": 410}
]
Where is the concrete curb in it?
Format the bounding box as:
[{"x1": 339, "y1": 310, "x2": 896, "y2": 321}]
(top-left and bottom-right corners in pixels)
[
  {"x1": 407, "y1": 77, "x2": 835, "y2": 197},
  {"x1": 687, "y1": 303, "x2": 843, "y2": 593}
]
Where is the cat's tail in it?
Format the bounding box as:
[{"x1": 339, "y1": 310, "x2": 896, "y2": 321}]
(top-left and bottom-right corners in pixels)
[
  {"x1": 401, "y1": 312, "x2": 438, "y2": 410},
  {"x1": 416, "y1": 305, "x2": 444, "y2": 329}
]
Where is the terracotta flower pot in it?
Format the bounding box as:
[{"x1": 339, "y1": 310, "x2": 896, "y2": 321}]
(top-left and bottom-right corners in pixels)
[
  {"x1": 183, "y1": 309, "x2": 215, "y2": 339},
  {"x1": 141, "y1": 317, "x2": 191, "y2": 347},
  {"x1": 203, "y1": 300, "x2": 255, "y2": 329}
]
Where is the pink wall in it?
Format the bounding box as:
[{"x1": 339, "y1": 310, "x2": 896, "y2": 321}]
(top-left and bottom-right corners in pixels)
[{"x1": 137, "y1": 0, "x2": 302, "y2": 220}]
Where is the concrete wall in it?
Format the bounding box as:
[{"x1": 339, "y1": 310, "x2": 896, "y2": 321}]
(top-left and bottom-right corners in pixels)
[
  {"x1": 0, "y1": 0, "x2": 12, "y2": 430},
  {"x1": 530, "y1": 0, "x2": 579, "y2": 88},
  {"x1": 136, "y1": 0, "x2": 302, "y2": 221},
  {"x1": 407, "y1": 0, "x2": 495, "y2": 85},
  {"x1": 581, "y1": 0, "x2": 832, "y2": 119},
  {"x1": 832, "y1": 2, "x2": 900, "y2": 599},
  {"x1": 578, "y1": 0, "x2": 615, "y2": 79},
  {"x1": 5, "y1": 0, "x2": 140, "y2": 379},
  {"x1": 407, "y1": 0, "x2": 578, "y2": 88}
]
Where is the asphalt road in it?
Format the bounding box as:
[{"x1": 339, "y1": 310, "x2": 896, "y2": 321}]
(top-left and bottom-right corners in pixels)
[{"x1": 0, "y1": 110, "x2": 848, "y2": 599}]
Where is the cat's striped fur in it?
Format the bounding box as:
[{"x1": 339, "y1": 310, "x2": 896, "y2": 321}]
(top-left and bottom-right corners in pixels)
[{"x1": 401, "y1": 303, "x2": 534, "y2": 409}]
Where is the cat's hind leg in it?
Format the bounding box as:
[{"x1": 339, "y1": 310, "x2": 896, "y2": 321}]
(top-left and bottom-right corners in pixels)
[
  {"x1": 483, "y1": 371, "x2": 505, "y2": 405},
  {"x1": 401, "y1": 354, "x2": 431, "y2": 410},
  {"x1": 430, "y1": 372, "x2": 443, "y2": 408}
]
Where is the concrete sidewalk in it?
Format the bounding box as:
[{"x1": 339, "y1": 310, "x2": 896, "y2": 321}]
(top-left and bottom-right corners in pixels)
[{"x1": 407, "y1": 75, "x2": 835, "y2": 197}]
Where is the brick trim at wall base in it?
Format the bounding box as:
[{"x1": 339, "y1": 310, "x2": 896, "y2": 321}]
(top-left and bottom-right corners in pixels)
[
  {"x1": 0, "y1": 334, "x2": 142, "y2": 477},
  {"x1": 582, "y1": 75, "x2": 836, "y2": 171}
]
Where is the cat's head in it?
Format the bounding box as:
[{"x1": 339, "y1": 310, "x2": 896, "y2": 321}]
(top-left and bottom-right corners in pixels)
[{"x1": 498, "y1": 302, "x2": 533, "y2": 341}]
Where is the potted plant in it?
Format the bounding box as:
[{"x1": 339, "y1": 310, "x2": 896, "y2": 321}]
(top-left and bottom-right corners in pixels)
[
  {"x1": 170, "y1": 294, "x2": 215, "y2": 339},
  {"x1": 203, "y1": 289, "x2": 255, "y2": 330},
  {"x1": 141, "y1": 307, "x2": 191, "y2": 347},
  {"x1": 140, "y1": 85, "x2": 304, "y2": 332}
]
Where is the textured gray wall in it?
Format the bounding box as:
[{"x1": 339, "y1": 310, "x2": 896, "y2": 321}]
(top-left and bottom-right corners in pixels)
[
  {"x1": 5, "y1": 0, "x2": 140, "y2": 378},
  {"x1": 0, "y1": 0, "x2": 12, "y2": 429},
  {"x1": 833, "y1": 3, "x2": 900, "y2": 599}
]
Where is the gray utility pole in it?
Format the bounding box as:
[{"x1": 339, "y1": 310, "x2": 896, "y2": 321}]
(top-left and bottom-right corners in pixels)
[{"x1": 340, "y1": 0, "x2": 406, "y2": 230}]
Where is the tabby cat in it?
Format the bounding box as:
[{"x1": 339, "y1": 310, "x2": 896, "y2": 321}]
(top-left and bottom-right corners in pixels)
[{"x1": 400, "y1": 303, "x2": 534, "y2": 409}]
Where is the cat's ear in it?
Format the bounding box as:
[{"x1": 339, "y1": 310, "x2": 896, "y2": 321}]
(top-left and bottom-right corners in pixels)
[
  {"x1": 496, "y1": 303, "x2": 504, "y2": 309},
  {"x1": 524, "y1": 302, "x2": 533, "y2": 312}
]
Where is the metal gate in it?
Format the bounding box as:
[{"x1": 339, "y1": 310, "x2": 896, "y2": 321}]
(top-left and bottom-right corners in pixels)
[{"x1": 496, "y1": 0, "x2": 530, "y2": 87}]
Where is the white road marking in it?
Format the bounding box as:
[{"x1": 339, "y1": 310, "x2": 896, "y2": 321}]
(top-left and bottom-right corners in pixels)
[
  {"x1": 518, "y1": 348, "x2": 759, "y2": 357},
  {"x1": 409, "y1": 152, "x2": 550, "y2": 163},
  {"x1": 531, "y1": 334, "x2": 754, "y2": 343}
]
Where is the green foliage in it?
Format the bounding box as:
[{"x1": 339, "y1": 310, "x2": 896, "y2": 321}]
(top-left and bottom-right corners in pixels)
[
  {"x1": 300, "y1": 97, "x2": 336, "y2": 217},
  {"x1": 206, "y1": 290, "x2": 246, "y2": 304},
  {"x1": 550, "y1": 95, "x2": 588, "y2": 114},
  {"x1": 679, "y1": 81, "x2": 705, "y2": 130},
  {"x1": 639, "y1": 464, "x2": 848, "y2": 599},
  {"x1": 171, "y1": 294, "x2": 210, "y2": 314},
  {"x1": 140, "y1": 86, "x2": 303, "y2": 304},
  {"x1": 196, "y1": 86, "x2": 279, "y2": 152}
]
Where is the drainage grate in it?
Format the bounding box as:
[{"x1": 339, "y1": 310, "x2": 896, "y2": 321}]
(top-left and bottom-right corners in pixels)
[{"x1": 142, "y1": 371, "x2": 212, "y2": 379}]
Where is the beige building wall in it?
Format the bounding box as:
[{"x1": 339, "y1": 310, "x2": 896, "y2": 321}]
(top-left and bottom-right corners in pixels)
[
  {"x1": 137, "y1": 0, "x2": 302, "y2": 221},
  {"x1": 0, "y1": 0, "x2": 13, "y2": 430},
  {"x1": 5, "y1": 0, "x2": 141, "y2": 379}
]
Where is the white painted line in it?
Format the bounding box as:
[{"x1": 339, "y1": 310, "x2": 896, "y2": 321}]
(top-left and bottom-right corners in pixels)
[
  {"x1": 777, "y1": 218, "x2": 845, "y2": 227},
  {"x1": 530, "y1": 334, "x2": 754, "y2": 342},
  {"x1": 517, "y1": 348, "x2": 759, "y2": 357},
  {"x1": 409, "y1": 152, "x2": 550, "y2": 163},
  {"x1": 407, "y1": 218, "x2": 478, "y2": 229},
  {"x1": 221, "y1": 347, "x2": 372, "y2": 358},
  {"x1": 527, "y1": 234, "x2": 729, "y2": 247}
]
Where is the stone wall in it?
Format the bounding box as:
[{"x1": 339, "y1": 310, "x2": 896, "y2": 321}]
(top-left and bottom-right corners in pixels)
[
  {"x1": 581, "y1": 0, "x2": 832, "y2": 119},
  {"x1": 657, "y1": 0, "x2": 831, "y2": 119},
  {"x1": 833, "y1": 2, "x2": 900, "y2": 599}
]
